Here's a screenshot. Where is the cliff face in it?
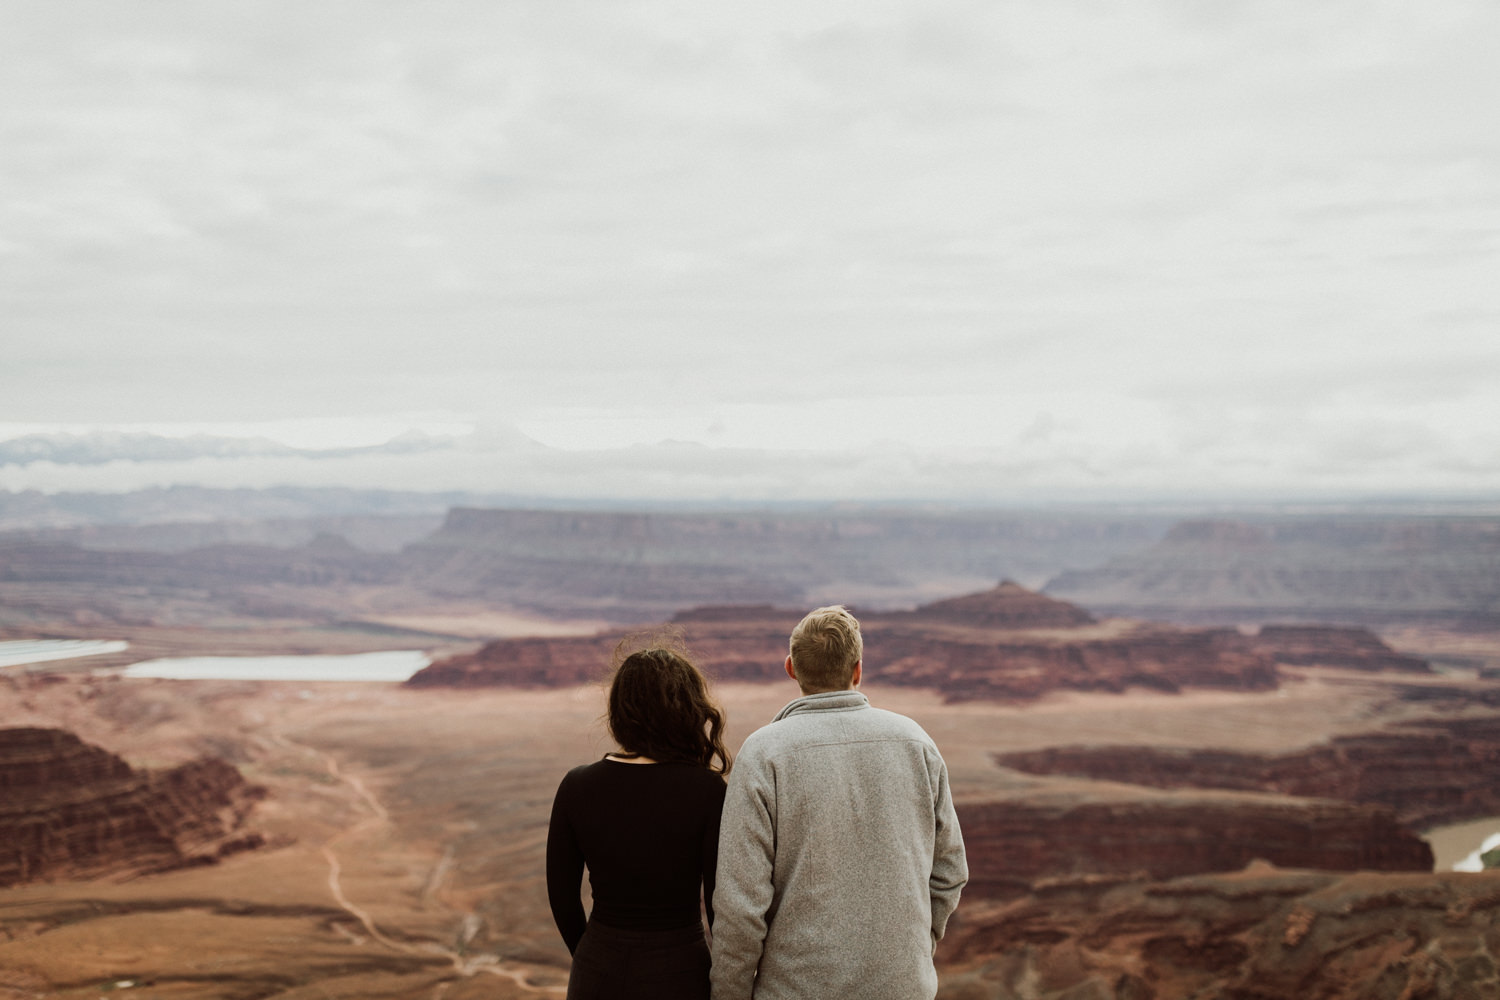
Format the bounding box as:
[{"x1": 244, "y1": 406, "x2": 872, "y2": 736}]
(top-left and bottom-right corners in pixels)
[
  {"x1": 1250, "y1": 624, "x2": 1430, "y2": 672},
  {"x1": 409, "y1": 583, "x2": 1291, "y2": 700},
  {"x1": 405, "y1": 611, "x2": 800, "y2": 689},
  {"x1": 995, "y1": 716, "x2": 1500, "y2": 831},
  {"x1": 397, "y1": 508, "x2": 1164, "y2": 621},
  {"x1": 869, "y1": 623, "x2": 1279, "y2": 700},
  {"x1": 893, "y1": 581, "x2": 1096, "y2": 629},
  {"x1": 0, "y1": 727, "x2": 265, "y2": 887},
  {"x1": 956, "y1": 791, "x2": 1433, "y2": 895},
  {"x1": 938, "y1": 869, "x2": 1500, "y2": 1000},
  {"x1": 1044, "y1": 515, "x2": 1500, "y2": 626}
]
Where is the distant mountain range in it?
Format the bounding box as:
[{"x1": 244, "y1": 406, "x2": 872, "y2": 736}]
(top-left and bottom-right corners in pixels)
[
  {"x1": 0, "y1": 484, "x2": 525, "y2": 532},
  {"x1": 3, "y1": 490, "x2": 1498, "y2": 631},
  {"x1": 1046, "y1": 517, "x2": 1500, "y2": 626},
  {"x1": 0, "y1": 430, "x2": 470, "y2": 468}
]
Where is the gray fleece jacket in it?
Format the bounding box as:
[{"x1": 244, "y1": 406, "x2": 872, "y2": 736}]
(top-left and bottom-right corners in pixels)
[{"x1": 710, "y1": 690, "x2": 968, "y2": 1000}]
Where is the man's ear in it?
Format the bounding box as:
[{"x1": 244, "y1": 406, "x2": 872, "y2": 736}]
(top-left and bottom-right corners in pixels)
[
  {"x1": 850, "y1": 660, "x2": 862, "y2": 688},
  {"x1": 785, "y1": 655, "x2": 797, "y2": 682}
]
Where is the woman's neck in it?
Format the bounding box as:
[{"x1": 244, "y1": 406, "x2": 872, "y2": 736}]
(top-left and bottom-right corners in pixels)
[{"x1": 605, "y1": 751, "x2": 658, "y2": 764}]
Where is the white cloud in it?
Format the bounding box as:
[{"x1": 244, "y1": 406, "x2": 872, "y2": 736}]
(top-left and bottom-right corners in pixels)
[{"x1": 1, "y1": 1, "x2": 1497, "y2": 500}]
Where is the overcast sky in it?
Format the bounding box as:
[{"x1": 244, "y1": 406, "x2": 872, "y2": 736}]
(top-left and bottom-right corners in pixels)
[{"x1": 3, "y1": 1, "x2": 1497, "y2": 502}]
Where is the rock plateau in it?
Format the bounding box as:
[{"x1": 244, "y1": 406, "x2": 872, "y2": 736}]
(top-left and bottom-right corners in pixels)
[
  {"x1": 956, "y1": 789, "x2": 1433, "y2": 896},
  {"x1": 1045, "y1": 515, "x2": 1500, "y2": 627},
  {"x1": 408, "y1": 582, "x2": 1417, "y2": 701},
  {"x1": 939, "y1": 868, "x2": 1500, "y2": 1000}
]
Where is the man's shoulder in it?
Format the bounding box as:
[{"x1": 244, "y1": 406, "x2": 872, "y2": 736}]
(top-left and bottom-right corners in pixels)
[
  {"x1": 739, "y1": 700, "x2": 938, "y2": 760},
  {"x1": 854, "y1": 704, "x2": 942, "y2": 748}
]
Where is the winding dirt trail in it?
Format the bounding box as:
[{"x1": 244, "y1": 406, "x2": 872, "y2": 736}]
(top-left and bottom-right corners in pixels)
[{"x1": 271, "y1": 732, "x2": 566, "y2": 993}]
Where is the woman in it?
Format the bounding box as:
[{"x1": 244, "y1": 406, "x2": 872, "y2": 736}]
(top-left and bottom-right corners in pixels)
[{"x1": 546, "y1": 644, "x2": 732, "y2": 1000}]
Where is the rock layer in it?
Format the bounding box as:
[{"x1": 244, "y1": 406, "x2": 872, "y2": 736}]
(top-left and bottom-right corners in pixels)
[
  {"x1": 408, "y1": 583, "x2": 1287, "y2": 700},
  {"x1": 0, "y1": 727, "x2": 265, "y2": 886},
  {"x1": 1249, "y1": 624, "x2": 1430, "y2": 672},
  {"x1": 1044, "y1": 515, "x2": 1500, "y2": 626},
  {"x1": 995, "y1": 715, "x2": 1500, "y2": 830},
  {"x1": 937, "y1": 869, "x2": 1500, "y2": 1000},
  {"x1": 956, "y1": 790, "x2": 1433, "y2": 895},
  {"x1": 869, "y1": 622, "x2": 1278, "y2": 700}
]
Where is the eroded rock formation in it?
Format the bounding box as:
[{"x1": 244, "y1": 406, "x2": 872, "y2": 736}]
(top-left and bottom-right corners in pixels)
[
  {"x1": 1250, "y1": 624, "x2": 1430, "y2": 672},
  {"x1": 0, "y1": 727, "x2": 265, "y2": 886},
  {"x1": 956, "y1": 789, "x2": 1432, "y2": 895},
  {"x1": 399, "y1": 508, "x2": 1163, "y2": 620},
  {"x1": 408, "y1": 582, "x2": 1286, "y2": 700},
  {"x1": 1044, "y1": 515, "x2": 1500, "y2": 627},
  {"x1": 937, "y1": 868, "x2": 1500, "y2": 1000},
  {"x1": 869, "y1": 622, "x2": 1278, "y2": 700},
  {"x1": 890, "y1": 581, "x2": 1096, "y2": 629},
  {"x1": 995, "y1": 716, "x2": 1500, "y2": 830},
  {"x1": 405, "y1": 605, "x2": 802, "y2": 689}
]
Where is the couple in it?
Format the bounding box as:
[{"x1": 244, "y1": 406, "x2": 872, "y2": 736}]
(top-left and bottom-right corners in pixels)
[{"x1": 546, "y1": 605, "x2": 969, "y2": 1000}]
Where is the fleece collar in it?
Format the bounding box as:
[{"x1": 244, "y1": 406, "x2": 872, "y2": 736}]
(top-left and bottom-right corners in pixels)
[{"x1": 771, "y1": 688, "x2": 870, "y2": 723}]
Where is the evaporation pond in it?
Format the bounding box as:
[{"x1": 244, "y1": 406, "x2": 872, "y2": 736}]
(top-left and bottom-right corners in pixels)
[
  {"x1": 0, "y1": 639, "x2": 129, "y2": 669},
  {"x1": 123, "y1": 649, "x2": 431, "y2": 681}
]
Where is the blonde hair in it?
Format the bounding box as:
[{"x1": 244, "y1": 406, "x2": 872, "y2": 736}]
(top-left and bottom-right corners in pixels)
[{"x1": 788, "y1": 605, "x2": 863, "y2": 693}]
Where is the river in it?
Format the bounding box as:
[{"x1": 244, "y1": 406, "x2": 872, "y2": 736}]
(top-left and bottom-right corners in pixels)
[{"x1": 1425, "y1": 816, "x2": 1500, "y2": 872}]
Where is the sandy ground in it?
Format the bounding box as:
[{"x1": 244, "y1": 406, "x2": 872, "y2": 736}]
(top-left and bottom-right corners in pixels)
[{"x1": 4, "y1": 628, "x2": 1500, "y2": 999}]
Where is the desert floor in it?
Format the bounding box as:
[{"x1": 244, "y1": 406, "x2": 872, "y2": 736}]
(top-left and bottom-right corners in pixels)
[{"x1": 3, "y1": 626, "x2": 1500, "y2": 999}]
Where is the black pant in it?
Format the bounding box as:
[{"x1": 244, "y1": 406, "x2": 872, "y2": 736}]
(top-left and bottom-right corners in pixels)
[{"x1": 567, "y1": 919, "x2": 710, "y2": 1000}]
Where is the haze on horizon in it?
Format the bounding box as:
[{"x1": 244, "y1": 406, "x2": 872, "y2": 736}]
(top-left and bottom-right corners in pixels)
[{"x1": 3, "y1": 1, "x2": 1498, "y2": 504}]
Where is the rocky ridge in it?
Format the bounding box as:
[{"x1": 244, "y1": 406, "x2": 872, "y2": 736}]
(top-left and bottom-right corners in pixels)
[
  {"x1": 408, "y1": 582, "x2": 1424, "y2": 701},
  {"x1": 937, "y1": 868, "x2": 1500, "y2": 1000},
  {"x1": 1045, "y1": 515, "x2": 1500, "y2": 626},
  {"x1": 956, "y1": 789, "x2": 1433, "y2": 897},
  {"x1": 0, "y1": 727, "x2": 265, "y2": 886},
  {"x1": 1249, "y1": 624, "x2": 1431, "y2": 672},
  {"x1": 995, "y1": 715, "x2": 1500, "y2": 831}
]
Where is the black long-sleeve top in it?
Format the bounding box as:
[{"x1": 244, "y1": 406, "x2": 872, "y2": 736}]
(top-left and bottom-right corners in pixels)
[{"x1": 546, "y1": 757, "x2": 727, "y2": 954}]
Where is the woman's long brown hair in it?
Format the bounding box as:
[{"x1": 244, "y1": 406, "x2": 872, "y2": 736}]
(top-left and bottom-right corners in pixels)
[{"x1": 607, "y1": 643, "x2": 731, "y2": 775}]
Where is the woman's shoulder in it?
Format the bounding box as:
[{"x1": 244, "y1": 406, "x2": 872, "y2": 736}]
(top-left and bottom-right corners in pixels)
[{"x1": 556, "y1": 758, "x2": 611, "y2": 789}]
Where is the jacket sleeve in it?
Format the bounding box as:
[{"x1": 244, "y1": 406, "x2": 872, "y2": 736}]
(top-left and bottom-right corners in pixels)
[
  {"x1": 928, "y1": 750, "x2": 968, "y2": 945},
  {"x1": 710, "y1": 748, "x2": 777, "y2": 1000},
  {"x1": 545, "y1": 772, "x2": 588, "y2": 954}
]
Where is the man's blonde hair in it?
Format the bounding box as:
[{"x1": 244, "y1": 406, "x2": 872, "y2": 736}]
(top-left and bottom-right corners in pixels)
[{"x1": 788, "y1": 605, "x2": 863, "y2": 693}]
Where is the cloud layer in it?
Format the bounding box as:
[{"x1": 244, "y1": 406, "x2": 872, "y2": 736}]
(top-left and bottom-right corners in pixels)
[{"x1": 3, "y1": 2, "x2": 1497, "y2": 500}]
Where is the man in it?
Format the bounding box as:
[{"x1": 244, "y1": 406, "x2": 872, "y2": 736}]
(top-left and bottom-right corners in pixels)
[{"x1": 711, "y1": 605, "x2": 968, "y2": 1000}]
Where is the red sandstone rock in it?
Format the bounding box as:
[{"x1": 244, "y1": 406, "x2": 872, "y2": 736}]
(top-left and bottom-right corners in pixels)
[
  {"x1": 896, "y1": 581, "x2": 1096, "y2": 629},
  {"x1": 995, "y1": 715, "x2": 1500, "y2": 830},
  {"x1": 1251, "y1": 624, "x2": 1430, "y2": 672},
  {"x1": 0, "y1": 727, "x2": 265, "y2": 887},
  {"x1": 956, "y1": 789, "x2": 1432, "y2": 894},
  {"x1": 408, "y1": 583, "x2": 1281, "y2": 700},
  {"x1": 868, "y1": 622, "x2": 1279, "y2": 701},
  {"x1": 937, "y1": 869, "x2": 1500, "y2": 1000}
]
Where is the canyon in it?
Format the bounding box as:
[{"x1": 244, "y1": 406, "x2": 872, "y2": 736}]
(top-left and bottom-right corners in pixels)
[
  {"x1": 408, "y1": 582, "x2": 1427, "y2": 702},
  {"x1": 1, "y1": 726, "x2": 264, "y2": 887},
  {"x1": 1047, "y1": 515, "x2": 1500, "y2": 628},
  {"x1": 6, "y1": 493, "x2": 1500, "y2": 632},
  {"x1": 957, "y1": 790, "x2": 1434, "y2": 894},
  {"x1": 0, "y1": 504, "x2": 1169, "y2": 632},
  {"x1": 5, "y1": 492, "x2": 1500, "y2": 999},
  {"x1": 5, "y1": 665, "x2": 1500, "y2": 1000},
  {"x1": 996, "y1": 715, "x2": 1500, "y2": 831},
  {"x1": 940, "y1": 868, "x2": 1500, "y2": 1000}
]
